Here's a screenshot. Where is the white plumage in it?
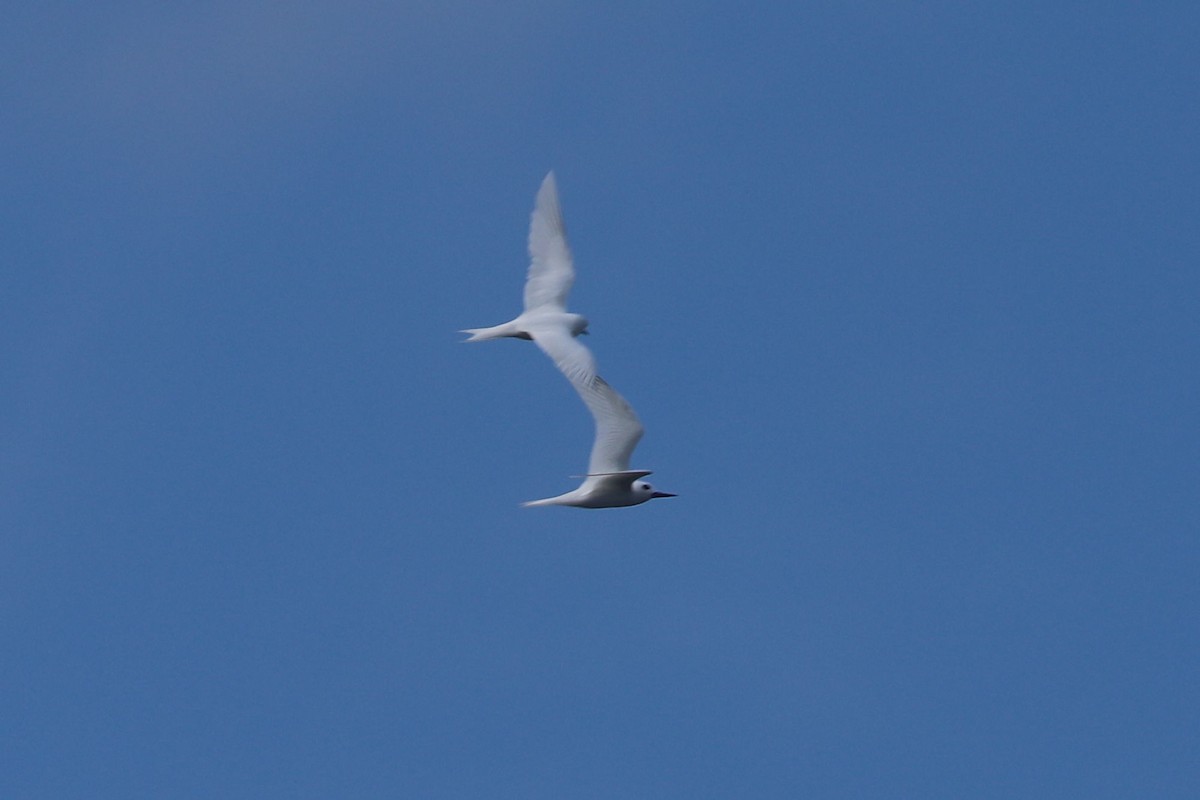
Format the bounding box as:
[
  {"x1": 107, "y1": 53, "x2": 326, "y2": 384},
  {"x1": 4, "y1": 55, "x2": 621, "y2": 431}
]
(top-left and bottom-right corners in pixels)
[{"x1": 462, "y1": 172, "x2": 674, "y2": 508}]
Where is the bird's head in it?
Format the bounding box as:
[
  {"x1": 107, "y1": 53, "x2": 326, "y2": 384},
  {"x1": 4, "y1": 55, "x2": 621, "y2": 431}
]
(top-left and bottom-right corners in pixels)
[
  {"x1": 634, "y1": 481, "x2": 676, "y2": 503},
  {"x1": 568, "y1": 314, "x2": 589, "y2": 337}
]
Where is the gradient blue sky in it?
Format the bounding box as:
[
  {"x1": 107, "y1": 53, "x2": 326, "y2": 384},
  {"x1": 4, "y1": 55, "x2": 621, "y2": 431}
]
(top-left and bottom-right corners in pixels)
[{"x1": 4, "y1": 3, "x2": 1198, "y2": 797}]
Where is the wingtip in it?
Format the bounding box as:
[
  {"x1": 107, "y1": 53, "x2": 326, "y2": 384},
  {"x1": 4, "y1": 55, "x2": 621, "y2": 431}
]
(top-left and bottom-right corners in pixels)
[{"x1": 537, "y1": 171, "x2": 558, "y2": 201}]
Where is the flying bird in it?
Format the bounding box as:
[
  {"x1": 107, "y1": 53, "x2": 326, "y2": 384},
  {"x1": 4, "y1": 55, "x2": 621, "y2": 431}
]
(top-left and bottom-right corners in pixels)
[{"x1": 462, "y1": 172, "x2": 675, "y2": 508}]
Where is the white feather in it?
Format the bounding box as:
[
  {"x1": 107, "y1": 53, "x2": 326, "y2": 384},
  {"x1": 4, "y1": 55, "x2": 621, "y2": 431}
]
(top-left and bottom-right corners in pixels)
[
  {"x1": 463, "y1": 172, "x2": 671, "y2": 508},
  {"x1": 528, "y1": 325, "x2": 644, "y2": 475},
  {"x1": 523, "y1": 172, "x2": 573, "y2": 313}
]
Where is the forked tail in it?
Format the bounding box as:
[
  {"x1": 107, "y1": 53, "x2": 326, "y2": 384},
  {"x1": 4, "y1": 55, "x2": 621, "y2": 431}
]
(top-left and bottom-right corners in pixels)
[
  {"x1": 520, "y1": 497, "x2": 559, "y2": 508},
  {"x1": 460, "y1": 321, "x2": 529, "y2": 342}
]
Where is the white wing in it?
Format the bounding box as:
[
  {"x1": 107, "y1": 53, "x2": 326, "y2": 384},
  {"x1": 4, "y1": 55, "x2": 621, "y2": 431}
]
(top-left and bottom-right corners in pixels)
[
  {"x1": 529, "y1": 326, "x2": 645, "y2": 475},
  {"x1": 523, "y1": 172, "x2": 574, "y2": 313},
  {"x1": 577, "y1": 375, "x2": 645, "y2": 475},
  {"x1": 528, "y1": 324, "x2": 596, "y2": 386}
]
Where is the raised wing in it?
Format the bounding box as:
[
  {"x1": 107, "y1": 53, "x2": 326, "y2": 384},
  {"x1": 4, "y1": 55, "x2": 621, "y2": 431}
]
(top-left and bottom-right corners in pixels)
[
  {"x1": 523, "y1": 172, "x2": 574, "y2": 313},
  {"x1": 527, "y1": 324, "x2": 595, "y2": 385},
  {"x1": 529, "y1": 326, "x2": 644, "y2": 475},
  {"x1": 575, "y1": 376, "x2": 645, "y2": 475}
]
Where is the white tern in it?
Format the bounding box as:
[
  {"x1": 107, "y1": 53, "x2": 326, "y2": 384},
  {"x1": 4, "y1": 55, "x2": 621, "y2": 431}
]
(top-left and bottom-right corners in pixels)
[{"x1": 462, "y1": 172, "x2": 675, "y2": 508}]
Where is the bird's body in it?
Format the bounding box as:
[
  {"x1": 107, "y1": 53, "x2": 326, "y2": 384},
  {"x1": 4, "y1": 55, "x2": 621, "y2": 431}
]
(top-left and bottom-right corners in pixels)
[
  {"x1": 462, "y1": 172, "x2": 674, "y2": 509},
  {"x1": 461, "y1": 310, "x2": 588, "y2": 344},
  {"x1": 521, "y1": 471, "x2": 660, "y2": 508}
]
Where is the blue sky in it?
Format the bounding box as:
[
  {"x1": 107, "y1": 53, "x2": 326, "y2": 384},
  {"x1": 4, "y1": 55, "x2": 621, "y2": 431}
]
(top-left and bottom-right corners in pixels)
[{"x1": 3, "y1": 2, "x2": 1197, "y2": 797}]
